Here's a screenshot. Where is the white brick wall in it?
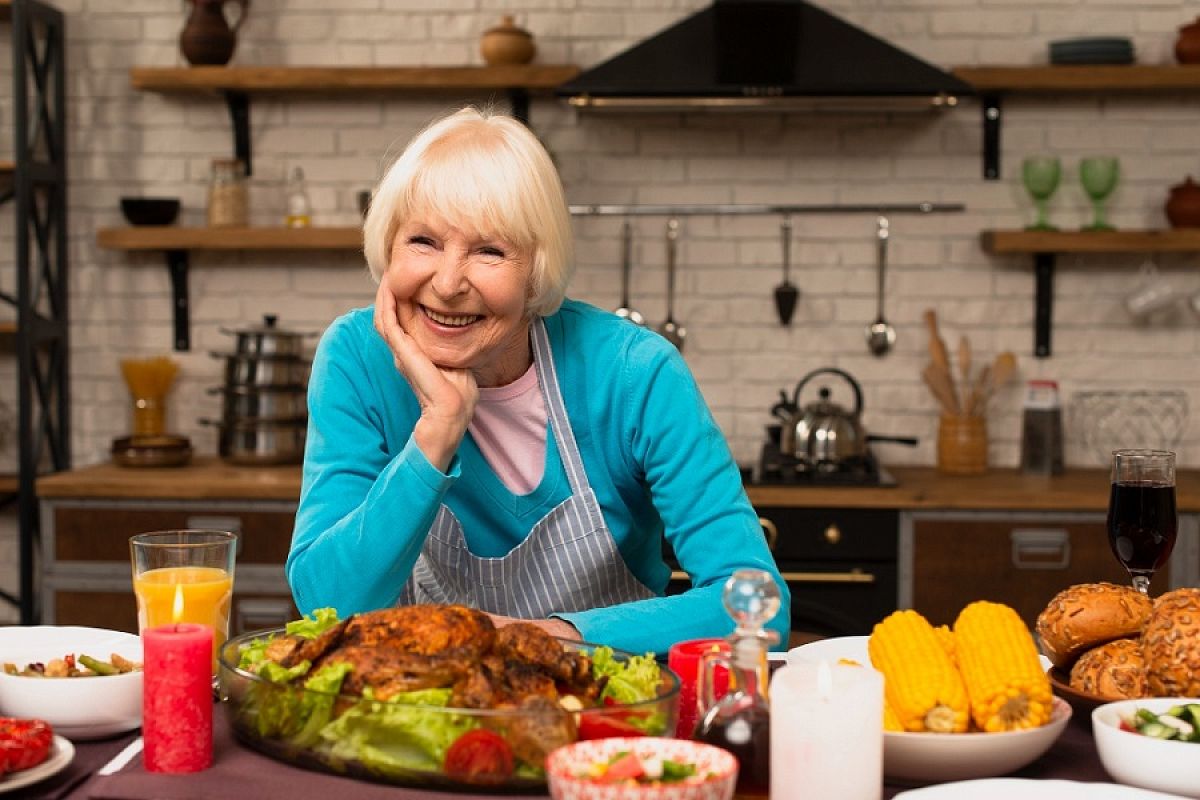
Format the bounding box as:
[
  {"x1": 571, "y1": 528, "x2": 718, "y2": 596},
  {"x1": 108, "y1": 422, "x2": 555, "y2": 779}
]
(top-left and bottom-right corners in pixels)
[{"x1": 1, "y1": 0, "x2": 1198, "y2": 492}]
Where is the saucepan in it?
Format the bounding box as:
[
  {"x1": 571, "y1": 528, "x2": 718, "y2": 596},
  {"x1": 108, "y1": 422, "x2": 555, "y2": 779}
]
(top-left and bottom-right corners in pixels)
[
  {"x1": 199, "y1": 417, "x2": 307, "y2": 465},
  {"x1": 213, "y1": 352, "x2": 310, "y2": 388},
  {"x1": 208, "y1": 386, "x2": 308, "y2": 421},
  {"x1": 220, "y1": 314, "x2": 316, "y2": 358}
]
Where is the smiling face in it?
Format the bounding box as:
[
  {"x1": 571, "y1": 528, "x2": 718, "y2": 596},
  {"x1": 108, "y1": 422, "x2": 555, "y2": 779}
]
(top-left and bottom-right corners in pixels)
[{"x1": 384, "y1": 216, "x2": 534, "y2": 387}]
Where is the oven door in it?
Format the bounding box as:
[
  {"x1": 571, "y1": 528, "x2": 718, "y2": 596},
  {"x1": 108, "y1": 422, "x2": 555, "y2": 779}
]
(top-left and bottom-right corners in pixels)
[{"x1": 665, "y1": 507, "x2": 898, "y2": 638}]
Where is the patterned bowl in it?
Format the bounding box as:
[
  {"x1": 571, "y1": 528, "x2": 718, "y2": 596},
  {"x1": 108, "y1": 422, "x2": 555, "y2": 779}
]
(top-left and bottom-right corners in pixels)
[{"x1": 546, "y1": 737, "x2": 738, "y2": 800}]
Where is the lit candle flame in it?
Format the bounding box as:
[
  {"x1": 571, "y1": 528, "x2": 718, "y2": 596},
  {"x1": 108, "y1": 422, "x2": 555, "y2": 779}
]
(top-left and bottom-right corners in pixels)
[
  {"x1": 171, "y1": 583, "x2": 185, "y2": 623},
  {"x1": 817, "y1": 659, "x2": 833, "y2": 700}
]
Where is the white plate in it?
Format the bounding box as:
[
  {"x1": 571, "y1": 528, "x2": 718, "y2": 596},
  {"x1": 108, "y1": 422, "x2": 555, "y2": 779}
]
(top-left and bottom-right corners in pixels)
[
  {"x1": 787, "y1": 635, "x2": 1053, "y2": 672},
  {"x1": 0, "y1": 735, "x2": 75, "y2": 795},
  {"x1": 895, "y1": 778, "x2": 1190, "y2": 798},
  {"x1": 0, "y1": 626, "x2": 143, "y2": 739}
]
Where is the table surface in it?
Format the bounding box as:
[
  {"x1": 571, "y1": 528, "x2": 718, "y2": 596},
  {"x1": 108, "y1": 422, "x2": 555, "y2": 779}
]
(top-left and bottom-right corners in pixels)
[{"x1": 21, "y1": 702, "x2": 1115, "y2": 800}]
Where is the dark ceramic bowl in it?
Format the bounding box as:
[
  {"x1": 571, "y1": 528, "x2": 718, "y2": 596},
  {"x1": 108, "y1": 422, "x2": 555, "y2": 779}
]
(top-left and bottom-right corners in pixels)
[{"x1": 120, "y1": 197, "x2": 180, "y2": 226}]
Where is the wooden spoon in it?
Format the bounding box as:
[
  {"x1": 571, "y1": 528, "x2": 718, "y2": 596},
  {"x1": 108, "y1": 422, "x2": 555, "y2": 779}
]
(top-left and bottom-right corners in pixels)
[
  {"x1": 922, "y1": 363, "x2": 960, "y2": 416},
  {"x1": 923, "y1": 309, "x2": 952, "y2": 381},
  {"x1": 989, "y1": 351, "x2": 1018, "y2": 393},
  {"x1": 957, "y1": 335, "x2": 972, "y2": 413}
]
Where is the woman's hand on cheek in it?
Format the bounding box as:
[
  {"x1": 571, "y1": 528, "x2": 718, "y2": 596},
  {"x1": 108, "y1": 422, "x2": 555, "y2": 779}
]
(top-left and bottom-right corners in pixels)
[{"x1": 374, "y1": 279, "x2": 478, "y2": 472}]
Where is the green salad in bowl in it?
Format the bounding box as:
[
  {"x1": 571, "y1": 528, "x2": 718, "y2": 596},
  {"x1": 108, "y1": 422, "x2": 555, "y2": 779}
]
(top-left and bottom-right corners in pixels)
[{"x1": 217, "y1": 605, "x2": 679, "y2": 791}]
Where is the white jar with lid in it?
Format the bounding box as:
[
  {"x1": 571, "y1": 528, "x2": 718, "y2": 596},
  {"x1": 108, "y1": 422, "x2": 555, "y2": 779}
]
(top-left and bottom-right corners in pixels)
[{"x1": 1020, "y1": 379, "x2": 1064, "y2": 475}]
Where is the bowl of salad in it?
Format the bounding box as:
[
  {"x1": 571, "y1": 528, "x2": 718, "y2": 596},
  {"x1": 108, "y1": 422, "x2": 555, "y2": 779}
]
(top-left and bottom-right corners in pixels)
[
  {"x1": 217, "y1": 606, "x2": 679, "y2": 791},
  {"x1": 1092, "y1": 697, "x2": 1200, "y2": 798},
  {"x1": 546, "y1": 736, "x2": 737, "y2": 800}
]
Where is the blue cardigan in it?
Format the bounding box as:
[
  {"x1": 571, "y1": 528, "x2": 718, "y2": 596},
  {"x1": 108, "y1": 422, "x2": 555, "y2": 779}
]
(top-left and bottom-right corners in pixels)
[{"x1": 287, "y1": 298, "x2": 790, "y2": 654}]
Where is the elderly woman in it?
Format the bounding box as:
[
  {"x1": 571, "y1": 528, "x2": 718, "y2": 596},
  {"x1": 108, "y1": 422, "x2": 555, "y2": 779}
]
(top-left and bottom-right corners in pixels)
[{"x1": 287, "y1": 107, "x2": 789, "y2": 655}]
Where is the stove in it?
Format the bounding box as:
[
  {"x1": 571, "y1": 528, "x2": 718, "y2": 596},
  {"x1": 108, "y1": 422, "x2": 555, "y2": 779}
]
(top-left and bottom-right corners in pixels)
[{"x1": 753, "y1": 441, "x2": 896, "y2": 487}]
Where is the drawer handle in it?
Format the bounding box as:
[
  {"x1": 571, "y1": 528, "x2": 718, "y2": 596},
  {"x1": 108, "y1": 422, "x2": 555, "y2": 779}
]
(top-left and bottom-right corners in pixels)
[
  {"x1": 759, "y1": 517, "x2": 779, "y2": 552},
  {"x1": 669, "y1": 569, "x2": 876, "y2": 584},
  {"x1": 824, "y1": 524, "x2": 841, "y2": 545},
  {"x1": 1010, "y1": 529, "x2": 1071, "y2": 570}
]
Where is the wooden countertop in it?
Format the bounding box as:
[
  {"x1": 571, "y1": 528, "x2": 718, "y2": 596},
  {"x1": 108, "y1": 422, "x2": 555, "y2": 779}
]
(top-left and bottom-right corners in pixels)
[{"x1": 36, "y1": 458, "x2": 1200, "y2": 512}]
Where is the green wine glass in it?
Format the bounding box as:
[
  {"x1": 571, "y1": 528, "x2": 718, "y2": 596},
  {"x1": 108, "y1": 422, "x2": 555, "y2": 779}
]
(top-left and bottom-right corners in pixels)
[
  {"x1": 1080, "y1": 156, "x2": 1120, "y2": 231},
  {"x1": 1021, "y1": 156, "x2": 1061, "y2": 231}
]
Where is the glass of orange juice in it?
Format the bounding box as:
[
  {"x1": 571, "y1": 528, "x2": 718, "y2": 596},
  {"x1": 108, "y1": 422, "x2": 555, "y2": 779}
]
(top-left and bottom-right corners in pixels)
[{"x1": 130, "y1": 530, "x2": 237, "y2": 672}]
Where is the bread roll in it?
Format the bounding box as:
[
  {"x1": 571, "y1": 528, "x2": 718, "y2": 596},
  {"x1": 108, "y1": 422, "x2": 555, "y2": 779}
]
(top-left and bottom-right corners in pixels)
[
  {"x1": 1068, "y1": 638, "x2": 1147, "y2": 700},
  {"x1": 1035, "y1": 582, "x2": 1153, "y2": 669},
  {"x1": 1143, "y1": 587, "x2": 1200, "y2": 697}
]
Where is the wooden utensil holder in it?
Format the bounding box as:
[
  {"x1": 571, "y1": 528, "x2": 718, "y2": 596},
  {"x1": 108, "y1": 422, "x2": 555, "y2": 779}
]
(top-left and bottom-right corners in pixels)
[{"x1": 937, "y1": 414, "x2": 987, "y2": 474}]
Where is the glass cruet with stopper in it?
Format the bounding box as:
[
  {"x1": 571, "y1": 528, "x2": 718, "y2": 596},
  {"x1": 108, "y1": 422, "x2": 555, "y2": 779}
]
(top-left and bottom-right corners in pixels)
[
  {"x1": 694, "y1": 568, "x2": 781, "y2": 799},
  {"x1": 283, "y1": 166, "x2": 312, "y2": 228}
]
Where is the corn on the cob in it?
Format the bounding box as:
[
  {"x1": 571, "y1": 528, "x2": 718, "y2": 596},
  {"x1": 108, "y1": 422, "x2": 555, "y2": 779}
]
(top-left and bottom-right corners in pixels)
[
  {"x1": 933, "y1": 624, "x2": 956, "y2": 663},
  {"x1": 883, "y1": 698, "x2": 904, "y2": 732},
  {"x1": 868, "y1": 610, "x2": 970, "y2": 733},
  {"x1": 953, "y1": 600, "x2": 1053, "y2": 732}
]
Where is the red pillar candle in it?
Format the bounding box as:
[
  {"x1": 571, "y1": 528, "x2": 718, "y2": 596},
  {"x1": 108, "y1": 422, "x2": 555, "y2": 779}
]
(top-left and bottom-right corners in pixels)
[
  {"x1": 142, "y1": 623, "x2": 213, "y2": 773},
  {"x1": 667, "y1": 638, "x2": 731, "y2": 738}
]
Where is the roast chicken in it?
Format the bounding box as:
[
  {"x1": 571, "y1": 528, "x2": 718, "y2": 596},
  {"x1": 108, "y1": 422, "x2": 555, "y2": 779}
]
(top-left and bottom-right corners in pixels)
[{"x1": 259, "y1": 604, "x2": 604, "y2": 766}]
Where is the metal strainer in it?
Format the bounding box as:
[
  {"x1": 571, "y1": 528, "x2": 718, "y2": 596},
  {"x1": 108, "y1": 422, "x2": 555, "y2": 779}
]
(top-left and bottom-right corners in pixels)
[{"x1": 1069, "y1": 390, "x2": 1189, "y2": 466}]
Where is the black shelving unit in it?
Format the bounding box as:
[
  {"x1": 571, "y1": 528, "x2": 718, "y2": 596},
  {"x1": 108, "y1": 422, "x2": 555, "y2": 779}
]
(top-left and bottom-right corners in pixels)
[{"x1": 1, "y1": 0, "x2": 69, "y2": 625}]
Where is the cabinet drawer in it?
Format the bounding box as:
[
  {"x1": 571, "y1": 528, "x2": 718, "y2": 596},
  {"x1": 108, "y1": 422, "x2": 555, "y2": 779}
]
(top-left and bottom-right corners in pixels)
[
  {"x1": 761, "y1": 508, "x2": 897, "y2": 562},
  {"x1": 50, "y1": 503, "x2": 296, "y2": 565},
  {"x1": 910, "y1": 516, "x2": 1169, "y2": 630}
]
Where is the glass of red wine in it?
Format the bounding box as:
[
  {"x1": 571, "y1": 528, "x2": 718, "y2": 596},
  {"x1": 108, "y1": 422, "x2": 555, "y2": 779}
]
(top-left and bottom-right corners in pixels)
[{"x1": 1107, "y1": 449, "x2": 1177, "y2": 595}]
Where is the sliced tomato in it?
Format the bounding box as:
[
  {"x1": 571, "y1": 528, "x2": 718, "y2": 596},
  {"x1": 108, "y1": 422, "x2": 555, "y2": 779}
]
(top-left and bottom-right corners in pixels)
[
  {"x1": 443, "y1": 729, "x2": 515, "y2": 784},
  {"x1": 577, "y1": 713, "x2": 647, "y2": 740},
  {"x1": 602, "y1": 752, "x2": 645, "y2": 783},
  {"x1": 0, "y1": 718, "x2": 53, "y2": 774}
]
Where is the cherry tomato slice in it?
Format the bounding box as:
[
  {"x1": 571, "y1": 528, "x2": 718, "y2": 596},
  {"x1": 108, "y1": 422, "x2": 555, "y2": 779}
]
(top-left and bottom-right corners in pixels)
[
  {"x1": 602, "y1": 752, "x2": 645, "y2": 783},
  {"x1": 443, "y1": 729, "x2": 515, "y2": 785},
  {"x1": 576, "y1": 713, "x2": 647, "y2": 740}
]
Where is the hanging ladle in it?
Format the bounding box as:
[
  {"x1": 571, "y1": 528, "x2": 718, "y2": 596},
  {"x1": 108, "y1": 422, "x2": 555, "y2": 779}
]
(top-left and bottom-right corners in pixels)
[
  {"x1": 658, "y1": 217, "x2": 686, "y2": 351},
  {"x1": 774, "y1": 216, "x2": 799, "y2": 325},
  {"x1": 866, "y1": 215, "x2": 896, "y2": 357},
  {"x1": 614, "y1": 220, "x2": 646, "y2": 326}
]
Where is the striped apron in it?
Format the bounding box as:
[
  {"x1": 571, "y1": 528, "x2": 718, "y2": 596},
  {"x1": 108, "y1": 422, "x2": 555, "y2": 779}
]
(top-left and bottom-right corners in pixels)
[{"x1": 397, "y1": 317, "x2": 657, "y2": 618}]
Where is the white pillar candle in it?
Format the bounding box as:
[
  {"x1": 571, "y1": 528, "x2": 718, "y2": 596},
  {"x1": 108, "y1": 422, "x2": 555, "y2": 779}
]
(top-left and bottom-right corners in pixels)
[{"x1": 769, "y1": 660, "x2": 883, "y2": 800}]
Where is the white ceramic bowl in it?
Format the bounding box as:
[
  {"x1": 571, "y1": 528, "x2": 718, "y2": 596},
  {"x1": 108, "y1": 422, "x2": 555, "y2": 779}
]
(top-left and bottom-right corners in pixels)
[
  {"x1": 1092, "y1": 697, "x2": 1200, "y2": 798},
  {"x1": 884, "y1": 698, "x2": 1071, "y2": 782},
  {"x1": 546, "y1": 737, "x2": 738, "y2": 800},
  {"x1": 0, "y1": 626, "x2": 143, "y2": 740},
  {"x1": 788, "y1": 636, "x2": 1070, "y2": 782}
]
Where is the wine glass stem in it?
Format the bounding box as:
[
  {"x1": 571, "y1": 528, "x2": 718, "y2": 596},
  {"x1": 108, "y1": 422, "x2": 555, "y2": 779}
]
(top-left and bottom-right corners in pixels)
[
  {"x1": 1093, "y1": 199, "x2": 1107, "y2": 228},
  {"x1": 1131, "y1": 574, "x2": 1151, "y2": 595},
  {"x1": 1036, "y1": 197, "x2": 1049, "y2": 229}
]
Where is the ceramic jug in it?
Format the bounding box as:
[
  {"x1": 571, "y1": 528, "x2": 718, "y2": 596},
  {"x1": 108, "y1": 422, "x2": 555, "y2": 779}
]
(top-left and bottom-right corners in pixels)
[
  {"x1": 180, "y1": 0, "x2": 248, "y2": 66},
  {"x1": 1177, "y1": 16, "x2": 1200, "y2": 64},
  {"x1": 479, "y1": 16, "x2": 536, "y2": 66},
  {"x1": 1165, "y1": 176, "x2": 1200, "y2": 228}
]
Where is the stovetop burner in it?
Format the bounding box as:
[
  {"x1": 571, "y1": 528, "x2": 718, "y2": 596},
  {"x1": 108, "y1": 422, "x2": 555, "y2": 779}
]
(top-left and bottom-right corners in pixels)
[{"x1": 752, "y1": 442, "x2": 896, "y2": 487}]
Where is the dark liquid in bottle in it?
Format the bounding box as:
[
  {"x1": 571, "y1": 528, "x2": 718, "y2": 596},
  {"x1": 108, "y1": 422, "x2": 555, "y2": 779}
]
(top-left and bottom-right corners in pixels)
[
  {"x1": 694, "y1": 704, "x2": 770, "y2": 799},
  {"x1": 1107, "y1": 481, "x2": 1177, "y2": 574}
]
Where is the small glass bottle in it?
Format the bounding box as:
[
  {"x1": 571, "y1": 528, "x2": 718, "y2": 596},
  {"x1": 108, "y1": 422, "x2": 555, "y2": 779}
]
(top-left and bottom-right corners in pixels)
[
  {"x1": 283, "y1": 166, "x2": 312, "y2": 228},
  {"x1": 207, "y1": 158, "x2": 248, "y2": 227},
  {"x1": 1020, "y1": 379, "x2": 1063, "y2": 475},
  {"x1": 694, "y1": 569, "x2": 781, "y2": 799}
]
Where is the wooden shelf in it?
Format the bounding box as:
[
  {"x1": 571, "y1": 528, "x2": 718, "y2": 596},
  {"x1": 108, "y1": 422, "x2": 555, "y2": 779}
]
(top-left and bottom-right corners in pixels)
[
  {"x1": 0, "y1": 322, "x2": 15, "y2": 335},
  {"x1": 981, "y1": 228, "x2": 1200, "y2": 359},
  {"x1": 0, "y1": 1, "x2": 10, "y2": 24},
  {"x1": 0, "y1": 160, "x2": 13, "y2": 174},
  {"x1": 0, "y1": 475, "x2": 16, "y2": 495},
  {"x1": 130, "y1": 65, "x2": 580, "y2": 94},
  {"x1": 982, "y1": 229, "x2": 1200, "y2": 254},
  {"x1": 97, "y1": 226, "x2": 361, "y2": 251},
  {"x1": 954, "y1": 64, "x2": 1200, "y2": 92}
]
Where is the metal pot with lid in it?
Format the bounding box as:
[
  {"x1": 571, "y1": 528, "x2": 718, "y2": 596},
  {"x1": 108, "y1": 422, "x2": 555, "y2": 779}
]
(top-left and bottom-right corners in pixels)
[
  {"x1": 772, "y1": 367, "x2": 916, "y2": 467},
  {"x1": 220, "y1": 314, "x2": 316, "y2": 358}
]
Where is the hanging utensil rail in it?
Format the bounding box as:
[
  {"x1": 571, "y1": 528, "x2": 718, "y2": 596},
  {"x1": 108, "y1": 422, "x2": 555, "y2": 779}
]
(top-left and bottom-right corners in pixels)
[{"x1": 568, "y1": 202, "x2": 964, "y2": 217}]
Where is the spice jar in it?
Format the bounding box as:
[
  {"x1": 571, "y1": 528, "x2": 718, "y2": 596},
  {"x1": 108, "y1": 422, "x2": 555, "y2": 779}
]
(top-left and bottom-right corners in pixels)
[
  {"x1": 1020, "y1": 380, "x2": 1063, "y2": 475},
  {"x1": 207, "y1": 158, "x2": 248, "y2": 227}
]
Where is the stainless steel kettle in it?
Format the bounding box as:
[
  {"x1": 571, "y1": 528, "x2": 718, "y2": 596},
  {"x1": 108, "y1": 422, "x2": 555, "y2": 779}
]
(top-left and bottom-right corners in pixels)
[{"x1": 772, "y1": 367, "x2": 917, "y2": 466}]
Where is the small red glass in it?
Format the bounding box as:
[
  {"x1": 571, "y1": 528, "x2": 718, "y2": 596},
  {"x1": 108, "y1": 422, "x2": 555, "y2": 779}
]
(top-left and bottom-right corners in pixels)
[{"x1": 667, "y1": 638, "x2": 730, "y2": 738}]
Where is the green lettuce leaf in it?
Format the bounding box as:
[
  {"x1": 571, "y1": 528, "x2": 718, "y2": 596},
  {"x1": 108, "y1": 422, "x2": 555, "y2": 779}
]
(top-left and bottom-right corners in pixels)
[
  {"x1": 319, "y1": 688, "x2": 479, "y2": 776},
  {"x1": 286, "y1": 607, "x2": 341, "y2": 639},
  {"x1": 592, "y1": 646, "x2": 661, "y2": 705},
  {"x1": 246, "y1": 661, "x2": 351, "y2": 741}
]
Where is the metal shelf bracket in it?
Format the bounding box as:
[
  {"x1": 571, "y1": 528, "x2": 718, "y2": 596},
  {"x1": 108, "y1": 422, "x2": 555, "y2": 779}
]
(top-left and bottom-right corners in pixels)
[
  {"x1": 1033, "y1": 252, "x2": 1055, "y2": 358},
  {"x1": 166, "y1": 249, "x2": 190, "y2": 351},
  {"x1": 508, "y1": 88, "x2": 530, "y2": 126},
  {"x1": 982, "y1": 93, "x2": 1001, "y2": 180},
  {"x1": 224, "y1": 90, "x2": 252, "y2": 176}
]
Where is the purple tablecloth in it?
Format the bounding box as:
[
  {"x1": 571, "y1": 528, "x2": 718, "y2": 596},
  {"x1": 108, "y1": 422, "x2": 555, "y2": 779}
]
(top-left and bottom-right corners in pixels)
[{"x1": 29, "y1": 704, "x2": 1112, "y2": 800}]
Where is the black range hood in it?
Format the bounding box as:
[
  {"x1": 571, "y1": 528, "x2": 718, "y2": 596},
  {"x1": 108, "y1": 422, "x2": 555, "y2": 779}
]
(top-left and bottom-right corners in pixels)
[{"x1": 558, "y1": 0, "x2": 973, "y2": 112}]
